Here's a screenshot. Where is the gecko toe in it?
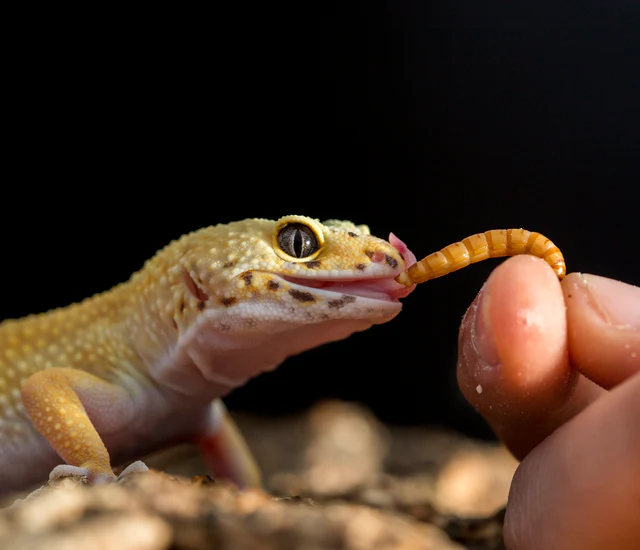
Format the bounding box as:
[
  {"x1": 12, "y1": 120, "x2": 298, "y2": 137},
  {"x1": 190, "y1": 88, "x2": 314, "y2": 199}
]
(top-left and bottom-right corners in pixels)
[
  {"x1": 49, "y1": 464, "x2": 118, "y2": 484},
  {"x1": 117, "y1": 460, "x2": 150, "y2": 480},
  {"x1": 49, "y1": 464, "x2": 92, "y2": 482}
]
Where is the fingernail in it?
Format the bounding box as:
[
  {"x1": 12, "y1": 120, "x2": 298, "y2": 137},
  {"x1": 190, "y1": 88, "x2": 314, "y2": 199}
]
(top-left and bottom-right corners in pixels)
[
  {"x1": 579, "y1": 274, "x2": 640, "y2": 329},
  {"x1": 472, "y1": 283, "x2": 500, "y2": 366}
]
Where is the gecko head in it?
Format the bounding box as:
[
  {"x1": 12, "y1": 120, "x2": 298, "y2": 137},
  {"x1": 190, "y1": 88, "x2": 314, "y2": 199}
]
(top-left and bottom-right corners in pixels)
[
  {"x1": 174, "y1": 215, "x2": 417, "y2": 336},
  {"x1": 149, "y1": 215, "x2": 418, "y2": 394}
]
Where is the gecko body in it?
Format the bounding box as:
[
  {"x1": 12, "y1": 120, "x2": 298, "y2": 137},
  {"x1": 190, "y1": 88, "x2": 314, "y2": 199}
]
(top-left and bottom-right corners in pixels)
[{"x1": 0, "y1": 215, "x2": 415, "y2": 496}]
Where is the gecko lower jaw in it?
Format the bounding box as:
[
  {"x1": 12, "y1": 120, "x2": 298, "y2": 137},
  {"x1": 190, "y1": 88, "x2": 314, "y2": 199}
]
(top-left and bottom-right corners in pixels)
[{"x1": 281, "y1": 275, "x2": 414, "y2": 302}]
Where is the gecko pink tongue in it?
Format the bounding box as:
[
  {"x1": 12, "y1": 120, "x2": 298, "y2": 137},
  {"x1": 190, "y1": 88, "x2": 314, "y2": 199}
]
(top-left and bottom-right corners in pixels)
[
  {"x1": 389, "y1": 232, "x2": 417, "y2": 267},
  {"x1": 388, "y1": 232, "x2": 417, "y2": 299}
]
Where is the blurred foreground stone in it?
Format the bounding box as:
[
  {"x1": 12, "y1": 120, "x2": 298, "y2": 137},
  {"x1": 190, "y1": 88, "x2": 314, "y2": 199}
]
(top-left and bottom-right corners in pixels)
[{"x1": 0, "y1": 400, "x2": 516, "y2": 549}]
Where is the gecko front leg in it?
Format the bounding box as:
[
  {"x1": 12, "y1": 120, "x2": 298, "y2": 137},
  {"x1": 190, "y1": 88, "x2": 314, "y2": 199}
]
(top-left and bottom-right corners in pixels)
[
  {"x1": 20, "y1": 368, "x2": 261, "y2": 488},
  {"x1": 20, "y1": 367, "x2": 146, "y2": 484}
]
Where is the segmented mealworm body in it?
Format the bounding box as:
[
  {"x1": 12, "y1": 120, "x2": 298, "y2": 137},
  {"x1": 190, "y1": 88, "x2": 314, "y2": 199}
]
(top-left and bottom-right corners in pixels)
[{"x1": 395, "y1": 229, "x2": 565, "y2": 286}]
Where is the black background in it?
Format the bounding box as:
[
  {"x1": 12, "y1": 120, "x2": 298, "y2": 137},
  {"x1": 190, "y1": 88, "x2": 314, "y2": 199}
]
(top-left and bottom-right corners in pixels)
[{"x1": 4, "y1": 2, "x2": 639, "y2": 440}]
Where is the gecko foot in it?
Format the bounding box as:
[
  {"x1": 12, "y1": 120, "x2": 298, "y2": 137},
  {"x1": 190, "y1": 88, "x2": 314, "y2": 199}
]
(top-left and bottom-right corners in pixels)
[
  {"x1": 49, "y1": 465, "x2": 117, "y2": 484},
  {"x1": 48, "y1": 460, "x2": 149, "y2": 485}
]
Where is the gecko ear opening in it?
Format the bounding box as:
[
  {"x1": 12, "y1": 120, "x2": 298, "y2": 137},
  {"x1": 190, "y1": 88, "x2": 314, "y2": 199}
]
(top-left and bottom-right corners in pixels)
[{"x1": 182, "y1": 268, "x2": 210, "y2": 302}]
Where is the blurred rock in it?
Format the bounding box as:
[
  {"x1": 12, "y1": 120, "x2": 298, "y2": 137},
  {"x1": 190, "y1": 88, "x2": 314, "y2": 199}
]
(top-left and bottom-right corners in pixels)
[
  {"x1": 1, "y1": 399, "x2": 513, "y2": 549},
  {"x1": 0, "y1": 472, "x2": 461, "y2": 550},
  {"x1": 266, "y1": 400, "x2": 388, "y2": 497},
  {"x1": 434, "y1": 447, "x2": 517, "y2": 517}
]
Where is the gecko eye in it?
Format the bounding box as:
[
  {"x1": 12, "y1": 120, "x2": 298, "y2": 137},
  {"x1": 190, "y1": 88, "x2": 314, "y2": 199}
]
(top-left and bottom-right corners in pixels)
[
  {"x1": 273, "y1": 215, "x2": 325, "y2": 262},
  {"x1": 277, "y1": 223, "x2": 319, "y2": 258}
]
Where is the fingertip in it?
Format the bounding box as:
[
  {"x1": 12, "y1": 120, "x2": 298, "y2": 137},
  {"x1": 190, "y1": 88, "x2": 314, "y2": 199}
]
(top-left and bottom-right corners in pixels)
[
  {"x1": 457, "y1": 255, "x2": 578, "y2": 456},
  {"x1": 459, "y1": 255, "x2": 571, "y2": 404},
  {"x1": 488, "y1": 255, "x2": 569, "y2": 395},
  {"x1": 562, "y1": 272, "x2": 640, "y2": 388}
]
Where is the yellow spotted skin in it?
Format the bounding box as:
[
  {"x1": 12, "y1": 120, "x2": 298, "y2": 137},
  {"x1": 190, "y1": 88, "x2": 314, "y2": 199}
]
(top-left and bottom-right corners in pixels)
[
  {"x1": 395, "y1": 228, "x2": 566, "y2": 286},
  {"x1": 0, "y1": 215, "x2": 409, "y2": 495}
]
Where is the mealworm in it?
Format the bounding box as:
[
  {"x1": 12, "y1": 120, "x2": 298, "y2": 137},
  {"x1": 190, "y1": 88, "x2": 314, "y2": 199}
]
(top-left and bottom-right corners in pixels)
[{"x1": 395, "y1": 229, "x2": 565, "y2": 286}]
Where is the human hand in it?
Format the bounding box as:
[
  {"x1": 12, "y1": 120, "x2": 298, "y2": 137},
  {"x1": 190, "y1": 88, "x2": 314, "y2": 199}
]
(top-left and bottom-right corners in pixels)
[{"x1": 457, "y1": 255, "x2": 640, "y2": 550}]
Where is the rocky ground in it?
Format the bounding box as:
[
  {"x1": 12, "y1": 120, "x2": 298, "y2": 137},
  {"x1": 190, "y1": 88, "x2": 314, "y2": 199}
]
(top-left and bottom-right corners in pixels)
[{"x1": 0, "y1": 400, "x2": 517, "y2": 549}]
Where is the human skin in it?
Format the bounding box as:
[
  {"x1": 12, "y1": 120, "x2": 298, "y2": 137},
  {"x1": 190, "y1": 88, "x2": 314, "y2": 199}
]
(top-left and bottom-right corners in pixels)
[{"x1": 457, "y1": 255, "x2": 640, "y2": 550}]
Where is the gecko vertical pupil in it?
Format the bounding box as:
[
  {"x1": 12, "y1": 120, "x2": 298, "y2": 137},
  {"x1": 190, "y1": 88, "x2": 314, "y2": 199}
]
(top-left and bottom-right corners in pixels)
[{"x1": 277, "y1": 224, "x2": 319, "y2": 258}]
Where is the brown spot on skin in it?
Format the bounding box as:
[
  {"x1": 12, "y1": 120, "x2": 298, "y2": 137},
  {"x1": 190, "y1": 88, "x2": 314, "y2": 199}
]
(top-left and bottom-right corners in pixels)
[
  {"x1": 220, "y1": 323, "x2": 231, "y2": 331},
  {"x1": 242, "y1": 272, "x2": 253, "y2": 286},
  {"x1": 268, "y1": 280, "x2": 280, "y2": 291},
  {"x1": 328, "y1": 295, "x2": 357, "y2": 309},
  {"x1": 197, "y1": 301, "x2": 206, "y2": 311},
  {"x1": 355, "y1": 263, "x2": 366, "y2": 271},
  {"x1": 289, "y1": 289, "x2": 316, "y2": 302},
  {"x1": 304, "y1": 261, "x2": 321, "y2": 269},
  {"x1": 348, "y1": 232, "x2": 358, "y2": 237},
  {"x1": 221, "y1": 297, "x2": 237, "y2": 307},
  {"x1": 223, "y1": 260, "x2": 235, "y2": 268},
  {"x1": 385, "y1": 255, "x2": 398, "y2": 268}
]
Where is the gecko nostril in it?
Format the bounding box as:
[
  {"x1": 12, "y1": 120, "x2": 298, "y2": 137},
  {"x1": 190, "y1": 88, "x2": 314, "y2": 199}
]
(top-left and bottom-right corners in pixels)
[{"x1": 369, "y1": 251, "x2": 386, "y2": 263}]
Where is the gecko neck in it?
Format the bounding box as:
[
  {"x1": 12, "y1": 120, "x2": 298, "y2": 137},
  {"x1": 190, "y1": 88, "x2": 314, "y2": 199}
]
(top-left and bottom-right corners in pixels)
[{"x1": 147, "y1": 306, "x2": 377, "y2": 398}]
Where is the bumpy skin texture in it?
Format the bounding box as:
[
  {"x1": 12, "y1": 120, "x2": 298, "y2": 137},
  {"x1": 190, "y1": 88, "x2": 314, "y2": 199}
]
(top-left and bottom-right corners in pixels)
[{"x1": 0, "y1": 215, "x2": 413, "y2": 496}]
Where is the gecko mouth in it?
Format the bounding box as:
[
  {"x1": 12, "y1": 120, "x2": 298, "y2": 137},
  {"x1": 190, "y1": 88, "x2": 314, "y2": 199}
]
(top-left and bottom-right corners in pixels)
[{"x1": 281, "y1": 275, "x2": 413, "y2": 302}]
